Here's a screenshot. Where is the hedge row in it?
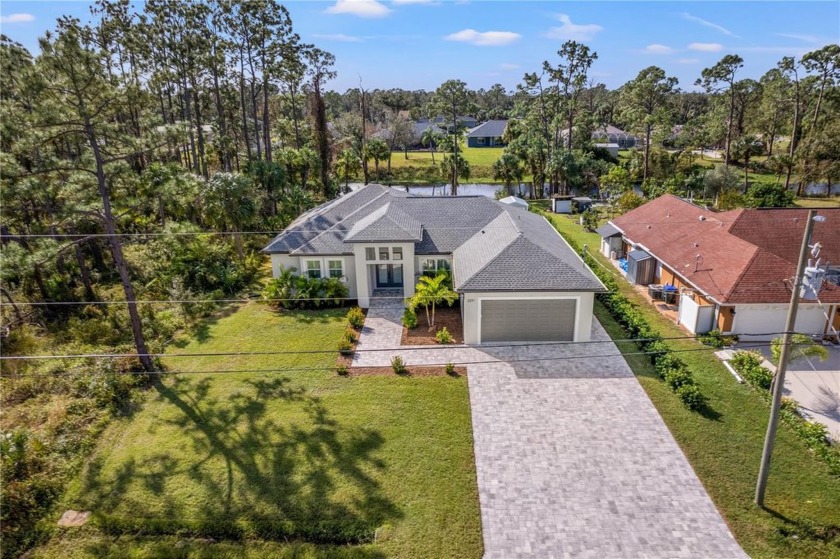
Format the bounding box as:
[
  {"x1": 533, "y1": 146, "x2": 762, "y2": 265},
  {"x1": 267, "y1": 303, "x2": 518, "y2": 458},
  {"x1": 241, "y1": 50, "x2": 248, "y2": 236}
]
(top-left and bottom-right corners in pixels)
[
  {"x1": 730, "y1": 351, "x2": 840, "y2": 476},
  {"x1": 543, "y1": 214, "x2": 705, "y2": 410}
]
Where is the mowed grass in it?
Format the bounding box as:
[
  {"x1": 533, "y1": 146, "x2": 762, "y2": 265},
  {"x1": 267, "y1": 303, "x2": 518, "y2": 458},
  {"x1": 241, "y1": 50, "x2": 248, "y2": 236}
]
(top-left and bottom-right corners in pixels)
[
  {"x1": 35, "y1": 303, "x2": 481, "y2": 559},
  {"x1": 387, "y1": 147, "x2": 505, "y2": 183},
  {"x1": 545, "y1": 212, "x2": 840, "y2": 558}
]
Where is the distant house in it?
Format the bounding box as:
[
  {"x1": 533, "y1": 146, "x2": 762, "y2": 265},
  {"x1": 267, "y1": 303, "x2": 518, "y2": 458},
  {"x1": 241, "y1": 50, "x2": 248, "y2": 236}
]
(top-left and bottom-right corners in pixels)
[
  {"x1": 409, "y1": 121, "x2": 446, "y2": 148},
  {"x1": 597, "y1": 195, "x2": 840, "y2": 339},
  {"x1": 432, "y1": 115, "x2": 477, "y2": 130},
  {"x1": 562, "y1": 124, "x2": 639, "y2": 149},
  {"x1": 467, "y1": 119, "x2": 508, "y2": 148}
]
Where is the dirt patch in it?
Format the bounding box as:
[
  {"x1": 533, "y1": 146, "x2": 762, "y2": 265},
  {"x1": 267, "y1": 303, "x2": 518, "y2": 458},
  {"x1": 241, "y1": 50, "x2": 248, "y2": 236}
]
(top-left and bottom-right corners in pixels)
[
  {"x1": 345, "y1": 365, "x2": 467, "y2": 377},
  {"x1": 401, "y1": 306, "x2": 464, "y2": 346}
]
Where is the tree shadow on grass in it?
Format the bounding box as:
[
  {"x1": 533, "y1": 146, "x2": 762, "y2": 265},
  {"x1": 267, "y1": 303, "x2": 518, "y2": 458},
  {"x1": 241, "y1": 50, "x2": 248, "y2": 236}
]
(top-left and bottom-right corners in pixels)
[{"x1": 77, "y1": 374, "x2": 401, "y2": 548}]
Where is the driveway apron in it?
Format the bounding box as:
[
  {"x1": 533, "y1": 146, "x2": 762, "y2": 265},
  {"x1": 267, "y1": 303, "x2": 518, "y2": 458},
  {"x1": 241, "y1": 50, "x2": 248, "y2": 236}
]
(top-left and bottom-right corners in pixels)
[{"x1": 355, "y1": 302, "x2": 746, "y2": 558}]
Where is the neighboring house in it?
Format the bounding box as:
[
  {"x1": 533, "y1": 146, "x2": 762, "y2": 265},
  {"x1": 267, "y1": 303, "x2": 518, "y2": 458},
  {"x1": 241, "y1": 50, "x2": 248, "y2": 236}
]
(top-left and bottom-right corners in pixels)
[
  {"x1": 432, "y1": 115, "x2": 478, "y2": 130},
  {"x1": 410, "y1": 120, "x2": 446, "y2": 147},
  {"x1": 562, "y1": 124, "x2": 639, "y2": 149},
  {"x1": 467, "y1": 119, "x2": 508, "y2": 147},
  {"x1": 596, "y1": 195, "x2": 840, "y2": 340},
  {"x1": 263, "y1": 184, "x2": 605, "y2": 344}
]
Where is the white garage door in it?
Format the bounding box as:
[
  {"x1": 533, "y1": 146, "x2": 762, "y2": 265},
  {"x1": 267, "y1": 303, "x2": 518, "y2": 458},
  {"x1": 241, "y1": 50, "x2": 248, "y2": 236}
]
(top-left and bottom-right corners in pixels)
[
  {"x1": 736, "y1": 305, "x2": 827, "y2": 340},
  {"x1": 480, "y1": 299, "x2": 576, "y2": 343}
]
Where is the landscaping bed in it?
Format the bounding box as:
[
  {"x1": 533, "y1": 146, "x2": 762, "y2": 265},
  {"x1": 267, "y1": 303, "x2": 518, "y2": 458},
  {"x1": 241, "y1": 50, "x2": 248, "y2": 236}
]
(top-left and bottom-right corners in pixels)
[
  {"x1": 401, "y1": 306, "x2": 463, "y2": 345},
  {"x1": 347, "y1": 365, "x2": 466, "y2": 377}
]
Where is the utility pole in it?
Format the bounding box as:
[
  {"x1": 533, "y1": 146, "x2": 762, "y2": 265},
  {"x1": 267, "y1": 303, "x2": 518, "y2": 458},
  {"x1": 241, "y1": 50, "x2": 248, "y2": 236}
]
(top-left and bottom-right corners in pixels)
[{"x1": 755, "y1": 209, "x2": 817, "y2": 506}]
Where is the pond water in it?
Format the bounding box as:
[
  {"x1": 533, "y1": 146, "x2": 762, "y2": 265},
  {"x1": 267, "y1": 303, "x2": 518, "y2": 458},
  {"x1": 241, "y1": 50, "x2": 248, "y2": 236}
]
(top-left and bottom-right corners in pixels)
[{"x1": 347, "y1": 182, "x2": 548, "y2": 198}]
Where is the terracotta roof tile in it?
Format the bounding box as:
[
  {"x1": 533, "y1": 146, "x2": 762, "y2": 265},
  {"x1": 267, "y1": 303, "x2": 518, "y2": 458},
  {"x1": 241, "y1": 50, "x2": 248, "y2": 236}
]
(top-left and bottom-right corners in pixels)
[{"x1": 610, "y1": 195, "x2": 840, "y2": 304}]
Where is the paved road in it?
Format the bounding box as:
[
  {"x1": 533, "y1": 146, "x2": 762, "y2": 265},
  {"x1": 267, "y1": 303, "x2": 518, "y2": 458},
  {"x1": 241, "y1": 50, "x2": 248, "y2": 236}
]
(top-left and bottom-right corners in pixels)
[
  {"x1": 755, "y1": 345, "x2": 840, "y2": 441},
  {"x1": 356, "y1": 300, "x2": 746, "y2": 558}
]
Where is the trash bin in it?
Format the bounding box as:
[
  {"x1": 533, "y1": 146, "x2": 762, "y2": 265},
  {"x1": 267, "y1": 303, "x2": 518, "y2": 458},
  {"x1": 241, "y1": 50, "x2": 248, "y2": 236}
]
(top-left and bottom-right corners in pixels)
[
  {"x1": 648, "y1": 284, "x2": 663, "y2": 300},
  {"x1": 662, "y1": 284, "x2": 678, "y2": 304}
]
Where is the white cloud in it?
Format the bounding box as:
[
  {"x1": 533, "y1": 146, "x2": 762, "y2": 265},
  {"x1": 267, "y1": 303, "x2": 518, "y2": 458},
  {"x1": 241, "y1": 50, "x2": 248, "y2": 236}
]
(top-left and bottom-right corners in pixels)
[
  {"x1": 644, "y1": 44, "x2": 675, "y2": 54},
  {"x1": 544, "y1": 14, "x2": 603, "y2": 42},
  {"x1": 0, "y1": 13, "x2": 35, "y2": 24},
  {"x1": 313, "y1": 33, "x2": 363, "y2": 42},
  {"x1": 392, "y1": 0, "x2": 438, "y2": 4},
  {"x1": 325, "y1": 0, "x2": 391, "y2": 18},
  {"x1": 677, "y1": 58, "x2": 700, "y2": 64},
  {"x1": 444, "y1": 29, "x2": 521, "y2": 47},
  {"x1": 500, "y1": 62, "x2": 520, "y2": 70},
  {"x1": 688, "y1": 42, "x2": 724, "y2": 52},
  {"x1": 775, "y1": 33, "x2": 821, "y2": 44},
  {"x1": 681, "y1": 12, "x2": 738, "y2": 38}
]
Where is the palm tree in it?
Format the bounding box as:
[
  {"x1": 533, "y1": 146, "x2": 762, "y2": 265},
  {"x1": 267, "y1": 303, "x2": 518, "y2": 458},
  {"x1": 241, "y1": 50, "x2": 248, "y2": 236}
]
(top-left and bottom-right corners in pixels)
[
  {"x1": 493, "y1": 152, "x2": 524, "y2": 196},
  {"x1": 410, "y1": 273, "x2": 458, "y2": 331},
  {"x1": 364, "y1": 138, "x2": 390, "y2": 180},
  {"x1": 421, "y1": 126, "x2": 442, "y2": 163},
  {"x1": 334, "y1": 149, "x2": 362, "y2": 193}
]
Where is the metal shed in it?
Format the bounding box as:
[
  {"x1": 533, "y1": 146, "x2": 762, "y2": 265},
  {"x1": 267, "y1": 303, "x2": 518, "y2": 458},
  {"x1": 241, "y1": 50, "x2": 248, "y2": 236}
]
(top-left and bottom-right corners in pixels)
[{"x1": 626, "y1": 249, "x2": 655, "y2": 286}]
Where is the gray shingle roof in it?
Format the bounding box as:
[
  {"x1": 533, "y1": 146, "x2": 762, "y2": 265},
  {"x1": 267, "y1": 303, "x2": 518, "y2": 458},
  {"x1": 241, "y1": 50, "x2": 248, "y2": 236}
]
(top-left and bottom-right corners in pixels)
[
  {"x1": 344, "y1": 203, "x2": 423, "y2": 242},
  {"x1": 467, "y1": 119, "x2": 508, "y2": 138},
  {"x1": 262, "y1": 185, "x2": 605, "y2": 292}
]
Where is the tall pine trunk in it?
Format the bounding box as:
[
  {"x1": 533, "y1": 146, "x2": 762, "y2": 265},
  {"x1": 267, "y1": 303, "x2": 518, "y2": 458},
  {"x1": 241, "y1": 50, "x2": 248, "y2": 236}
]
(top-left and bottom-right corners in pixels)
[{"x1": 83, "y1": 115, "x2": 153, "y2": 372}]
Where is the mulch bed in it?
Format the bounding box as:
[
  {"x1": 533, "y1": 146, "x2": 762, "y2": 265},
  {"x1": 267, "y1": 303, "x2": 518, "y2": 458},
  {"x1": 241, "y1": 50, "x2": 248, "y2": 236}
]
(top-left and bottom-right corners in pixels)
[
  {"x1": 401, "y1": 305, "x2": 464, "y2": 346},
  {"x1": 344, "y1": 365, "x2": 467, "y2": 377}
]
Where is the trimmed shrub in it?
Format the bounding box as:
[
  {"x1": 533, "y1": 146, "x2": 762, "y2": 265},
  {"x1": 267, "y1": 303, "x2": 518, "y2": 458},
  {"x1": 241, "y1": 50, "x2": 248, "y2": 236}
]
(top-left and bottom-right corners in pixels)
[
  {"x1": 445, "y1": 362, "x2": 456, "y2": 376},
  {"x1": 336, "y1": 364, "x2": 349, "y2": 376},
  {"x1": 390, "y1": 356, "x2": 407, "y2": 375},
  {"x1": 730, "y1": 351, "x2": 772, "y2": 390},
  {"x1": 664, "y1": 368, "x2": 695, "y2": 390},
  {"x1": 402, "y1": 307, "x2": 418, "y2": 329},
  {"x1": 677, "y1": 383, "x2": 704, "y2": 409},
  {"x1": 435, "y1": 327, "x2": 453, "y2": 344},
  {"x1": 344, "y1": 328, "x2": 358, "y2": 344},
  {"x1": 698, "y1": 329, "x2": 725, "y2": 348},
  {"x1": 338, "y1": 339, "x2": 353, "y2": 356},
  {"x1": 346, "y1": 307, "x2": 365, "y2": 330}
]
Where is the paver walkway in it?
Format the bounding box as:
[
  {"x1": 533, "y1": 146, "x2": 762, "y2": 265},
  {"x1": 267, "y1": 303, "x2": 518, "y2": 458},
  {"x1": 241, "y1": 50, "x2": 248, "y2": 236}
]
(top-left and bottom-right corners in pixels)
[{"x1": 356, "y1": 299, "x2": 746, "y2": 558}]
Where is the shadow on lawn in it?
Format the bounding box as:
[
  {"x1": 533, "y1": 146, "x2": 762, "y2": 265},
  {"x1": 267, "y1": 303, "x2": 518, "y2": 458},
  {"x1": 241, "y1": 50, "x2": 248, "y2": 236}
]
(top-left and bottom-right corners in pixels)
[{"x1": 78, "y1": 375, "x2": 401, "y2": 548}]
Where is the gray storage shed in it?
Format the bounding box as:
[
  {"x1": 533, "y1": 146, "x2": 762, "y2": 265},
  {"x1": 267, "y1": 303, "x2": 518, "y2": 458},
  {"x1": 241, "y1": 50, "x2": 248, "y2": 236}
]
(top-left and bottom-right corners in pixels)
[{"x1": 626, "y1": 249, "x2": 655, "y2": 286}]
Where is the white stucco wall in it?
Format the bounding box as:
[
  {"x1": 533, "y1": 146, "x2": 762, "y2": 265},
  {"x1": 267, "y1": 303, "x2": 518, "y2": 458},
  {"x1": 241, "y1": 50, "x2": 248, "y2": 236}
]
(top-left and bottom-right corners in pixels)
[
  {"x1": 733, "y1": 303, "x2": 829, "y2": 340},
  {"x1": 352, "y1": 242, "x2": 416, "y2": 308},
  {"x1": 461, "y1": 291, "x2": 595, "y2": 344},
  {"x1": 270, "y1": 253, "x2": 358, "y2": 298}
]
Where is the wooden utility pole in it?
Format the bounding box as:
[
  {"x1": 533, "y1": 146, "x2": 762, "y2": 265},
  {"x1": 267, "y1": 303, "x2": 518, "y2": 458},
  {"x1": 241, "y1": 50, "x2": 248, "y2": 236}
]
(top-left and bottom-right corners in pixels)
[{"x1": 755, "y1": 209, "x2": 818, "y2": 506}]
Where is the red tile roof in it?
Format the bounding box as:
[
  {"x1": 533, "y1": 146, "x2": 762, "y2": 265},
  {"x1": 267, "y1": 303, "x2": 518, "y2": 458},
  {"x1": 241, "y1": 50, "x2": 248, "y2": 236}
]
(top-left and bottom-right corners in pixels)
[{"x1": 610, "y1": 195, "x2": 840, "y2": 304}]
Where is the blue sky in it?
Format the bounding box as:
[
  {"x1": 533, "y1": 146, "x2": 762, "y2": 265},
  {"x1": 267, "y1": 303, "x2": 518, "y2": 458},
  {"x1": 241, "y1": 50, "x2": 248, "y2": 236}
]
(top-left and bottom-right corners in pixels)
[{"x1": 2, "y1": 1, "x2": 838, "y2": 92}]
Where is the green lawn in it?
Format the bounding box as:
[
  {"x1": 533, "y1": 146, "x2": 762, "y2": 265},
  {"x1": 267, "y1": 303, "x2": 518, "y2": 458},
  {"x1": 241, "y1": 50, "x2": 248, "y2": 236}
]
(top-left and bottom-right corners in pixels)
[
  {"x1": 34, "y1": 303, "x2": 482, "y2": 558},
  {"x1": 544, "y1": 212, "x2": 840, "y2": 558},
  {"x1": 386, "y1": 147, "x2": 505, "y2": 183}
]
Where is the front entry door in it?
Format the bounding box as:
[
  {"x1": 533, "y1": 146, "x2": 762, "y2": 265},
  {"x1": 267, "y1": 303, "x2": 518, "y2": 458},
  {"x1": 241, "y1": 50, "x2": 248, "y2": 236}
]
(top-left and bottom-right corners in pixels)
[{"x1": 376, "y1": 264, "x2": 404, "y2": 288}]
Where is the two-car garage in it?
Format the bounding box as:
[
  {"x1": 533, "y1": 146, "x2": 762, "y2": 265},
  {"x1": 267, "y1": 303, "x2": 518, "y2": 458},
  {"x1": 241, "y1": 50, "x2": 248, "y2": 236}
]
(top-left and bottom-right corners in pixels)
[
  {"x1": 461, "y1": 292, "x2": 596, "y2": 345},
  {"x1": 480, "y1": 299, "x2": 577, "y2": 343}
]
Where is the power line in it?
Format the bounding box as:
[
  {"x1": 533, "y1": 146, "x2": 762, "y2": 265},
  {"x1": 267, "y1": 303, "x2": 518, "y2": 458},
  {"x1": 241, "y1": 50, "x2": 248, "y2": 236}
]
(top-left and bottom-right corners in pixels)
[
  {"x1": 0, "y1": 335, "x2": 789, "y2": 362},
  {"x1": 1, "y1": 213, "x2": 831, "y2": 239},
  {"x1": 0, "y1": 342, "x2": 777, "y2": 378}
]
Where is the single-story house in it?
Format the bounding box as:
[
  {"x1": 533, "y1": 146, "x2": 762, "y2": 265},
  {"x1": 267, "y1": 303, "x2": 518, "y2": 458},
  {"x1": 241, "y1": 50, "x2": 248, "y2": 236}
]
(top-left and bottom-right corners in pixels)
[
  {"x1": 263, "y1": 184, "x2": 606, "y2": 344},
  {"x1": 597, "y1": 195, "x2": 840, "y2": 340},
  {"x1": 561, "y1": 124, "x2": 639, "y2": 149},
  {"x1": 467, "y1": 119, "x2": 508, "y2": 147}
]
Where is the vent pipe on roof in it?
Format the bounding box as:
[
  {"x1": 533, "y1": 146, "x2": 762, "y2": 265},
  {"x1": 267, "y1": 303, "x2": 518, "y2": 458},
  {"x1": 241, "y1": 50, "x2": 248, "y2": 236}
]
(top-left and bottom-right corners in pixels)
[{"x1": 694, "y1": 254, "x2": 703, "y2": 272}]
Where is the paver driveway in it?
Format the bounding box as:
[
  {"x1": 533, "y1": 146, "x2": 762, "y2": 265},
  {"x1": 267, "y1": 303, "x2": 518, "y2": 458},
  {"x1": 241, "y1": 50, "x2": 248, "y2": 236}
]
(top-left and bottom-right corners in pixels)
[{"x1": 355, "y1": 300, "x2": 746, "y2": 558}]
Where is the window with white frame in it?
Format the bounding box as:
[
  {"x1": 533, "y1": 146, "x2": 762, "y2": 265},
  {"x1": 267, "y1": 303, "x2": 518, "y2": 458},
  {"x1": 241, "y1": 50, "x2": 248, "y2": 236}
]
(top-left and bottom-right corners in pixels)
[
  {"x1": 477, "y1": 137, "x2": 485, "y2": 145},
  {"x1": 392, "y1": 247, "x2": 403, "y2": 260},
  {"x1": 422, "y1": 258, "x2": 450, "y2": 274},
  {"x1": 365, "y1": 247, "x2": 376, "y2": 260},
  {"x1": 328, "y1": 260, "x2": 343, "y2": 279},
  {"x1": 306, "y1": 260, "x2": 322, "y2": 279},
  {"x1": 379, "y1": 247, "x2": 389, "y2": 260}
]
